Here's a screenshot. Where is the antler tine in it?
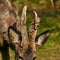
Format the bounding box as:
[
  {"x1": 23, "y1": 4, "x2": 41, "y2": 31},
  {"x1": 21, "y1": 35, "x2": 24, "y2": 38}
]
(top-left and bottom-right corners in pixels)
[
  {"x1": 20, "y1": 6, "x2": 28, "y2": 49},
  {"x1": 33, "y1": 11, "x2": 40, "y2": 30},
  {"x1": 28, "y1": 11, "x2": 40, "y2": 50}
]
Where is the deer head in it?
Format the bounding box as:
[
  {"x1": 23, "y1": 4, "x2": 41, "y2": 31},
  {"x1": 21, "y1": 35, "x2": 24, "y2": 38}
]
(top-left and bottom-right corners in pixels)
[{"x1": 8, "y1": 6, "x2": 50, "y2": 60}]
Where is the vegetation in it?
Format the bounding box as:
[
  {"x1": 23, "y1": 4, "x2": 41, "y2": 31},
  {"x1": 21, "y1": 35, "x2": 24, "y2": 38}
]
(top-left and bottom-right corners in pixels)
[{"x1": 0, "y1": 0, "x2": 60, "y2": 60}]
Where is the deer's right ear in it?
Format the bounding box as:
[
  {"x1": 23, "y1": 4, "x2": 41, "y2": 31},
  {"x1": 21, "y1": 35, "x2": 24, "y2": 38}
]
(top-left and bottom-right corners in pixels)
[
  {"x1": 8, "y1": 26, "x2": 19, "y2": 44},
  {"x1": 35, "y1": 30, "x2": 50, "y2": 46}
]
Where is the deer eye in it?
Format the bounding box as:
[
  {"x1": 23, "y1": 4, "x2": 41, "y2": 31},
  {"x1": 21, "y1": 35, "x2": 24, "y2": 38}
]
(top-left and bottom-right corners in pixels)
[
  {"x1": 18, "y1": 56, "x2": 23, "y2": 60},
  {"x1": 17, "y1": 58, "x2": 22, "y2": 60},
  {"x1": 33, "y1": 57, "x2": 36, "y2": 60}
]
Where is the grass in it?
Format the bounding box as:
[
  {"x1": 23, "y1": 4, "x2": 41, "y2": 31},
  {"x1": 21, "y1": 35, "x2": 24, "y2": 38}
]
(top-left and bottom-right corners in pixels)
[
  {"x1": 37, "y1": 44, "x2": 60, "y2": 60},
  {"x1": 0, "y1": 0, "x2": 60, "y2": 60}
]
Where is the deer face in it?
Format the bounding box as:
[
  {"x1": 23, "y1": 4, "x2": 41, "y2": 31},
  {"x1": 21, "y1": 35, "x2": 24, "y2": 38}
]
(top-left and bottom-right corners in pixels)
[
  {"x1": 8, "y1": 27, "x2": 36, "y2": 60},
  {"x1": 8, "y1": 26, "x2": 50, "y2": 60},
  {"x1": 8, "y1": 6, "x2": 50, "y2": 60}
]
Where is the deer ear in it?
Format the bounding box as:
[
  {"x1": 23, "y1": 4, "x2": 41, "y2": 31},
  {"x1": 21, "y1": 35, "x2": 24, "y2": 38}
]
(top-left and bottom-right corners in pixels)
[
  {"x1": 35, "y1": 30, "x2": 50, "y2": 46},
  {"x1": 8, "y1": 26, "x2": 19, "y2": 44}
]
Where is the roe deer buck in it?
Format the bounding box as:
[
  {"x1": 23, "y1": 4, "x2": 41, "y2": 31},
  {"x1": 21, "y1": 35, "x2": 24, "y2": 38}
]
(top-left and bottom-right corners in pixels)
[{"x1": 8, "y1": 6, "x2": 50, "y2": 60}]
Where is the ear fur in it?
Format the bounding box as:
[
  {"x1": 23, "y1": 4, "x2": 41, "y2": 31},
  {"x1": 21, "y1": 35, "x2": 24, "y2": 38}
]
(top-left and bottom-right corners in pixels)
[
  {"x1": 35, "y1": 30, "x2": 50, "y2": 46},
  {"x1": 8, "y1": 26, "x2": 20, "y2": 43}
]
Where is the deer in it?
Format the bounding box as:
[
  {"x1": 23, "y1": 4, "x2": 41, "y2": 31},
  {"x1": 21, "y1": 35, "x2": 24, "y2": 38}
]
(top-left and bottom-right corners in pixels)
[
  {"x1": 0, "y1": 0, "x2": 50, "y2": 60},
  {"x1": 8, "y1": 6, "x2": 50, "y2": 60}
]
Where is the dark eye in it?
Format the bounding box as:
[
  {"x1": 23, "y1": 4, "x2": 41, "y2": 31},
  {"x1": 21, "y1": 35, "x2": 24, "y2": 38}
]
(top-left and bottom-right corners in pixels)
[
  {"x1": 19, "y1": 56, "x2": 23, "y2": 60},
  {"x1": 33, "y1": 57, "x2": 36, "y2": 60}
]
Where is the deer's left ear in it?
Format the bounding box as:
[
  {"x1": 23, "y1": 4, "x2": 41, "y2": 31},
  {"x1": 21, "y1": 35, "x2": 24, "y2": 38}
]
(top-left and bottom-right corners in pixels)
[
  {"x1": 8, "y1": 26, "x2": 19, "y2": 44},
  {"x1": 35, "y1": 30, "x2": 50, "y2": 46}
]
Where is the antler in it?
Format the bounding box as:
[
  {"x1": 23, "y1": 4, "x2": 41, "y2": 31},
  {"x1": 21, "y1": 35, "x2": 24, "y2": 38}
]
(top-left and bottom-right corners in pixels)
[
  {"x1": 28, "y1": 11, "x2": 40, "y2": 50},
  {"x1": 20, "y1": 6, "x2": 28, "y2": 49}
]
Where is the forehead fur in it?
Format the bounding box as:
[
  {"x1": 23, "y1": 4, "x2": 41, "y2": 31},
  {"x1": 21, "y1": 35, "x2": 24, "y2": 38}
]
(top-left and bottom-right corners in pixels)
[{"x1": 25, "y1": 45, "x2": 32, "y2": 55}]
